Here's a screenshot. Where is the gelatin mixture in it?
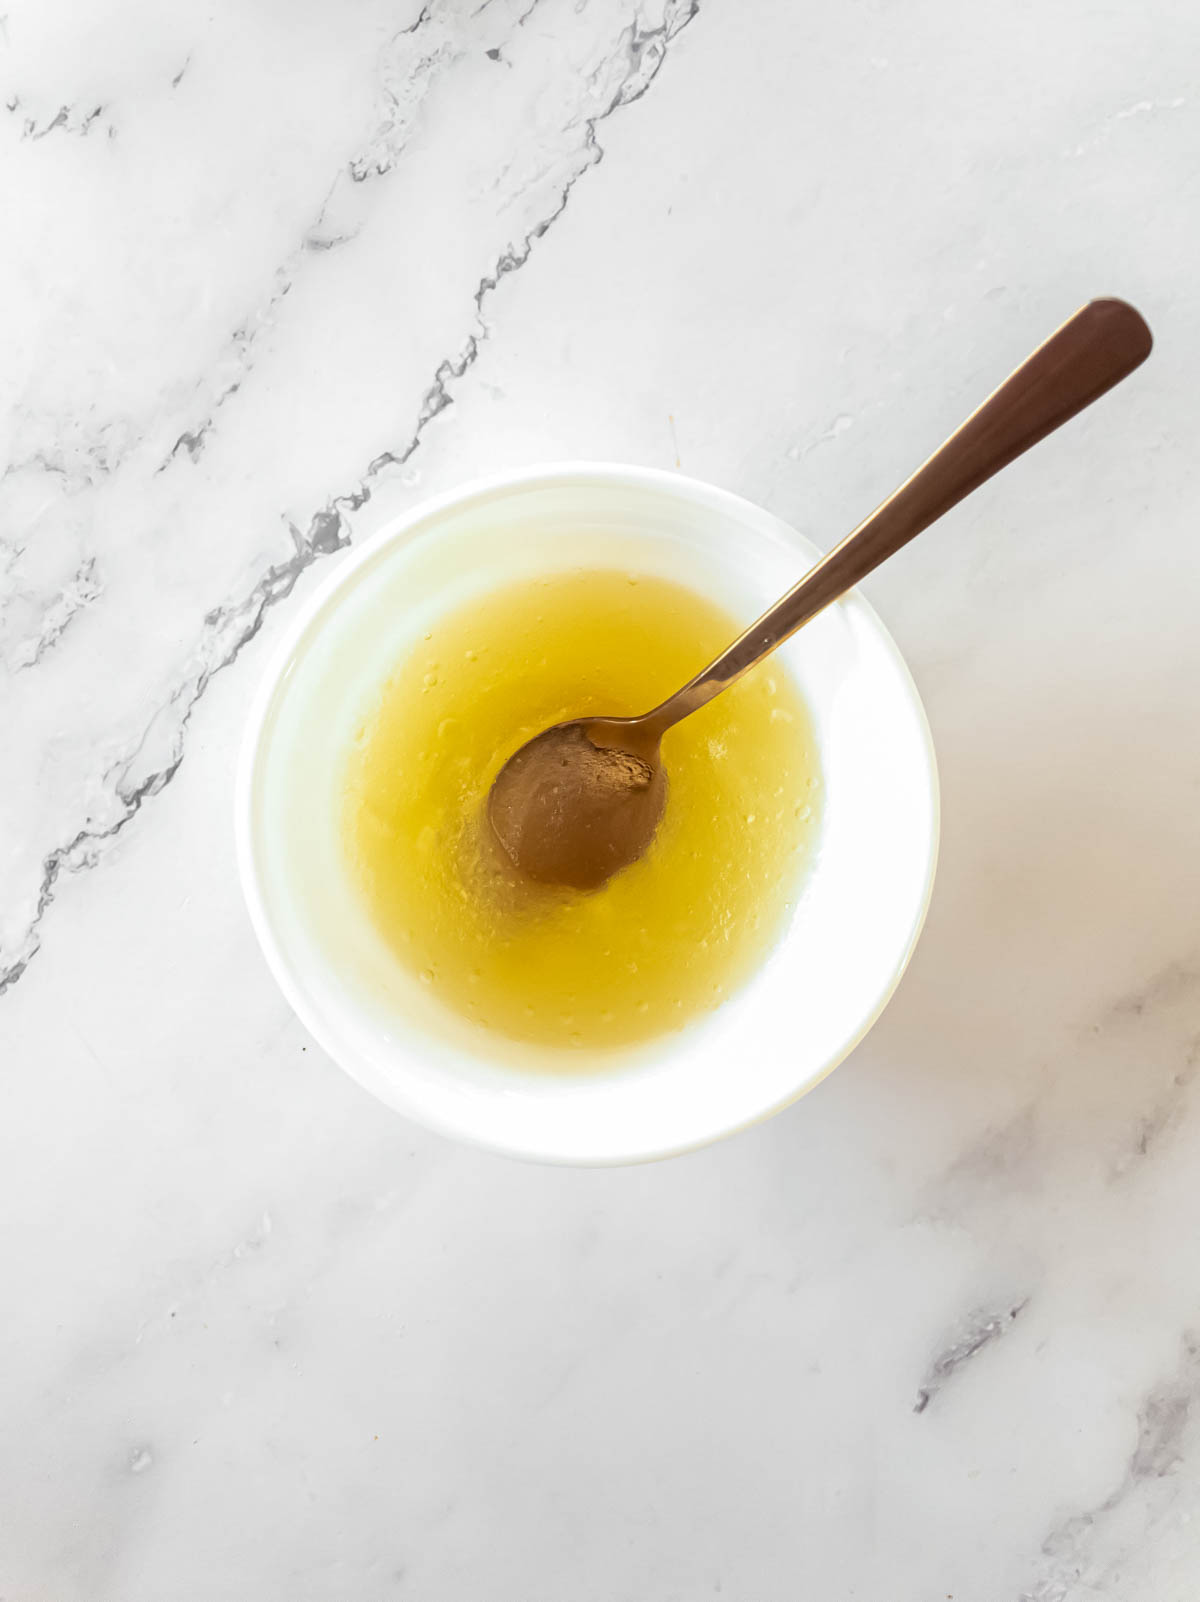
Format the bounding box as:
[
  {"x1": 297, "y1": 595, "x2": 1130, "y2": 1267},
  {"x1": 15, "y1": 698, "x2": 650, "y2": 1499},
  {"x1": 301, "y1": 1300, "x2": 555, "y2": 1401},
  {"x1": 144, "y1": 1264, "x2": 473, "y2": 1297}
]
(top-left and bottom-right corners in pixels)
[{"x1": 343, "y1": 569, "x2": 821, "y2": 1052}]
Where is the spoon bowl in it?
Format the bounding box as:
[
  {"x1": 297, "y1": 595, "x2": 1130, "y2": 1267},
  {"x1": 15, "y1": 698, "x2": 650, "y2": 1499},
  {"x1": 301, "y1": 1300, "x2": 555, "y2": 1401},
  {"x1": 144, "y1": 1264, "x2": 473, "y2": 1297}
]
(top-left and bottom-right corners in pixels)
[{"x1": 488, "y1": 718, "x2": 667, "y2": 890}]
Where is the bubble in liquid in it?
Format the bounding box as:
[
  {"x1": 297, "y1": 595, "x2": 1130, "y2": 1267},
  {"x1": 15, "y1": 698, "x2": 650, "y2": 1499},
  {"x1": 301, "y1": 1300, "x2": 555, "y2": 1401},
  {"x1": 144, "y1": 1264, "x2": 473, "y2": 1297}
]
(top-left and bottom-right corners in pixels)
[{"x1": 420, "y1": 969, "x2": 435, "y2": 985}]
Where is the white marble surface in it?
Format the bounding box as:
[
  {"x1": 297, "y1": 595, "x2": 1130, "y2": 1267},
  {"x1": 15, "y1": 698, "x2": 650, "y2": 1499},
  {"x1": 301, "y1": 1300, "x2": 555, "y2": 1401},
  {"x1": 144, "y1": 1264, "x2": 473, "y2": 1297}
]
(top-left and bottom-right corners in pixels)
[{"x1": 1, "y1": 0, "x2": 1198, "y2": 1595}]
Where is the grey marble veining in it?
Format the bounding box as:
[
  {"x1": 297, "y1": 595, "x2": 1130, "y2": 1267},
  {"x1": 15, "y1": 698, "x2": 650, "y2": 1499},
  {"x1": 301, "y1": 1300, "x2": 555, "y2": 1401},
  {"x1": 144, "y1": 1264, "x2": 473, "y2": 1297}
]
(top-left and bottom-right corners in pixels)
[{"x1": 2, "y1": 0, "x2": 1200, "y2": 1597}]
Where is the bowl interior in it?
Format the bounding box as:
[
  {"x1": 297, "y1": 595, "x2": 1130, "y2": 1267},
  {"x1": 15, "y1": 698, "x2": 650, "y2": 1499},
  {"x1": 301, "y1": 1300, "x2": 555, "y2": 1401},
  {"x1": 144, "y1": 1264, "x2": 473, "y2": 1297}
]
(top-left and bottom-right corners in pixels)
[{"x1": 239, "y1": 467, "x2": 937, "y2": 1163}]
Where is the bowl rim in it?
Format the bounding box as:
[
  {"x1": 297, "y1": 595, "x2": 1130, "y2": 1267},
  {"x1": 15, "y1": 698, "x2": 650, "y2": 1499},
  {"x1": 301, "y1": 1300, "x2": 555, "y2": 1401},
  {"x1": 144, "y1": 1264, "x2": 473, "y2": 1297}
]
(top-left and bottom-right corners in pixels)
[{"x1": 235, "y1": 461, "x2": 940, "y2": 1164}]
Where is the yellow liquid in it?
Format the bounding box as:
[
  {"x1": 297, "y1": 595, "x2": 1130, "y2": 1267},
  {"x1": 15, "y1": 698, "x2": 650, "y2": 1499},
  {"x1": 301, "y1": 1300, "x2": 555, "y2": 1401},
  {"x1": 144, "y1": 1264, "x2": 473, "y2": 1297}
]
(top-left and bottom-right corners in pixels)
[{"x1": 344, "y1": 569, "x2": 821, "y2": 1053}]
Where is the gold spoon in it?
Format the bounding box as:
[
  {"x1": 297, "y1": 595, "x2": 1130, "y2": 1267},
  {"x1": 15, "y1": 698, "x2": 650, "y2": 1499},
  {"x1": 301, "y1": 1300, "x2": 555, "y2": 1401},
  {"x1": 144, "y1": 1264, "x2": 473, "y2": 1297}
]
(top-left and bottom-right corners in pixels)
[{"x1": 489, "y1": 298, "x2": 1152, "y2": 890}]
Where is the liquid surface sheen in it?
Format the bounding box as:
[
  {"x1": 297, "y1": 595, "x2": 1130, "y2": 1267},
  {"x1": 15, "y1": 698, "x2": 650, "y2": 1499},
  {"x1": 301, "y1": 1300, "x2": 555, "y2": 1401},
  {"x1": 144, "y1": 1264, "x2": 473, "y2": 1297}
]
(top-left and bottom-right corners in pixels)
[{"x1": 344, "y1": 569, "x2": 821, "y2": 1053}]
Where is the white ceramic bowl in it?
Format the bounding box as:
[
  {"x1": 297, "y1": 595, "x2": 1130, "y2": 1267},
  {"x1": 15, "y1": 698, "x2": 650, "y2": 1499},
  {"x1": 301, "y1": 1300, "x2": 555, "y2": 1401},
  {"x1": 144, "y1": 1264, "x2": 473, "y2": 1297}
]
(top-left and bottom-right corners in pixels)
[{"x1": 236, "y1": 464, "x2": 938, "y2": 1164}]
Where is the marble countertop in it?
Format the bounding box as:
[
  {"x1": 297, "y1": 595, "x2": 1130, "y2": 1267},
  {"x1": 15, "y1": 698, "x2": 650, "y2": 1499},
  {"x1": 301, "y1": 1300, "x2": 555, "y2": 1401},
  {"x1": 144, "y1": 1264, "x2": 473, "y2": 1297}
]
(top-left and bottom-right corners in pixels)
[{"x1": 2, "y1": 1, "x2": 1198, "y2": 1596}]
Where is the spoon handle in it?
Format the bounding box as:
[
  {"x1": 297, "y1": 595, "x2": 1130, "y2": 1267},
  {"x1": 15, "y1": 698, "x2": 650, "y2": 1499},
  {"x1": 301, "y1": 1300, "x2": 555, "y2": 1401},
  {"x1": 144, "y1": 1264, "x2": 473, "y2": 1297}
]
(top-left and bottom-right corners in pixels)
[{"x1": 649, "y1": 297, "x2": 1152, "y2": 735}]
